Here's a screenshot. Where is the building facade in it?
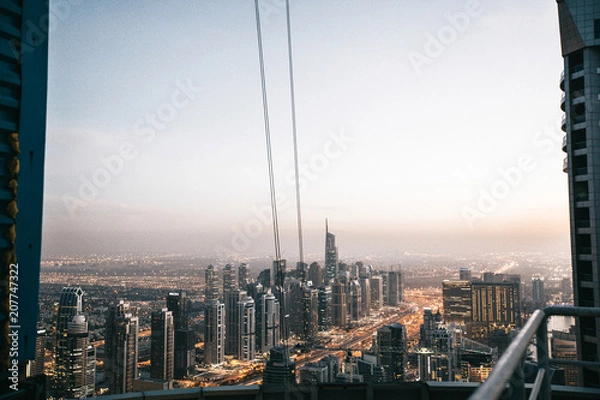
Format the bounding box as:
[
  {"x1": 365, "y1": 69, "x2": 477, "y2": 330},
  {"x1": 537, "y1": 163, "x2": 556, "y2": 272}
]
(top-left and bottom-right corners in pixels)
[
  {"x1": 557, "y1": 3, "x2": 600, "y2": 378},
  {"x1": 150, "y1": 308, "x2": 174, "y2": 381},
  {"x1": 442, "y1": 281, "x2": 472, "y2": 325},
  {"x1": 325, "y1": 219, "x2": 338, "y2": 284},
  {"x1": 105, "y1": 301, "x2": 139, "y2": 395},
  {"x1": 54, "y1": 287, "x2": 85, "y2": 397},
  {"x1": 377, "y1": 323, "x2": 407, "y2": 382},
  {"x1": 204, "y1": 300, "x2": 225, "y2": 365}
]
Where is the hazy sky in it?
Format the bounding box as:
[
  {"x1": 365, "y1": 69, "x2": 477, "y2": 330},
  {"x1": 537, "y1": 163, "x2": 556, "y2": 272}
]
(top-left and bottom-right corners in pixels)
[{"x1": 43, "y1": 0, "x2": 569, "y2": 258}]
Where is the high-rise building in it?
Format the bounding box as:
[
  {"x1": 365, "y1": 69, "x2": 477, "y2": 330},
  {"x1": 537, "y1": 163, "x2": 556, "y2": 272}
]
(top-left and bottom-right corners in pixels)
[
  {"x1": 238, "y1": 296, "x2": 256, "y2": 361},
  {"x1": 0, "y1": 1, "x2": 49, "y2": 371},
  {"x1": 105, "y1": 301, "x2": 139, "y2": 395},
  {"x1": 388, "y1": 270, "x2": 403, "y2": 306},
  {"x1": 360, "y1": 277, "x2": 371, "y2": 317},
  {"x1": 288, "y1": 283, "x2": 304, "y2": 338},
  {"x1": 331, "y1": 280, "x2": 347, "y2": 328},
  {"x1": 30, "y1": 328, "x2": 46, "y2": 377},
  {"x1": 442, "y1": 281, "x2": 472, "y2": 325},
  {"x1": 557, "y1": 8, "x2": 600, "y2": 383},
  {"x1": 347, "y1": 278, "x2": 362, "y2": 321},
  {"x1": 370, "y1": 276, "x2": 384, "y2": 310},
  {"x1": 256, "y1": 292, "x2": 280, "y2": 353},
  {"x1": 167, "y1": 291, "x2": 188, "y2": 330},
  {"x1": 54, "y1": 287, "x2": 85, "y2": 397},
  {"x1": 459, "y1": 267, "x2": 472, "y2": 281},
  {"x1": 205, "y1": 264, "x2": 220, "y2": 301},
  {"x1": 239, "y1": 262, "x2": 250, "y2": 290},
  {"x1": 317, "y1": 286, "x2": 332, "y2": 331},
  {"x1": 471, "y1": 281, "x2": 521, "y2": 328},
  {"x1": 289, "y1": 285, "x2": 318, "y2": 343},
  {"x1": 263, "y1": 346, "x2": 296, "y2": 385},
  {"x1": 359, "y1": 263, "x2": 373, "y2": 280},
  {"x1": 308, "y1": 262, "x2": 323, "y2": 287},
  {"x1": 167, "y1": 291, "x2": 194, "y2": 379},
  {"x1": 223, "y1": 263, "x2": 237, "y2": 297},
  {"x1": 61, "y1": 315, "x2": 95, "y2": 399},
  {"x1": 150, "y1": 309, "x2": 174, "y2": 381},
  {"x1": 325, "y1": 219, "x2": 338, "y2": 284},
  {"x1": 561, "y1": 276, "x2": 573, "y2": 304},
  {"x1": 376, "y1": 323, "x2": 407, "y2": 382},
  {"x1": 381, "y1": 273, "x2": 389, "y2": 306},
  {"x1": 272, "y1": 259, "x2": 288, "y2": 340},
  {"x1": 225, "y1": 289, "x2": 246, "y2": 356},
  {"x1": 419, "y1": 308, "x2": 442, "y2": 348},
  {"x1": 532, "y1": 276, "x2": 545, "y2": 309},
  {"x1": 204, "y1": 300, "x2": 225, "y2": 365}
]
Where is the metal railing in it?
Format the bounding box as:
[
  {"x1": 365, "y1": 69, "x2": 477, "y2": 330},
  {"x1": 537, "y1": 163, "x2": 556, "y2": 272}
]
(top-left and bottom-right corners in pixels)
[{"x1": 469, "y1": 306, "x2": 600, "y2": 400}]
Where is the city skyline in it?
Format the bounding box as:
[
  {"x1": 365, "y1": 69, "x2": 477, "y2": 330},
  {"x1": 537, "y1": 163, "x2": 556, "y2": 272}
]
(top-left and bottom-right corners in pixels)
[{"x1": 43, "y1": 0, "x2": 568, "y2": 258}]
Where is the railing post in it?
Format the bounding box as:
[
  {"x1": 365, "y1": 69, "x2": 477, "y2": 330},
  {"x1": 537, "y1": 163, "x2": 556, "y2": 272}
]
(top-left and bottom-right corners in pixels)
[
  {"x1": 536, "y1": 313, "x2": 551, "y2": 400},
  {"x1": 509, "y1": 356, "x2": 525, "y2": 400}
]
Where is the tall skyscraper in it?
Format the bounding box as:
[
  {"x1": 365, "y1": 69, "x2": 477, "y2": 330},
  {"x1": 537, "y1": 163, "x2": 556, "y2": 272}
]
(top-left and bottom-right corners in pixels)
[
  {"x1": 223, "y1": 263, "x2": 237, "y2": 297},
  {"x1": 30, "y1": 328, "x2": 46, "y2": 377},
  {"x1": 204, "y1": 300, "x2": 225, "y2": 365},
  {"x1": 256, "y1": 292, "x2": 280, "y2": 353},
  {"x1": 347, "y1": 278, "x2": 362, "y2": 321},
  {"x1": 377, "y1": 323, "x2": 407, "y2": 382},
  {"x1": 532, "y1": 276, "x2": 545, "y2": 309},
  {"x1": 62, "y1": 315, "x2": 95, "y2": 399},
  {"x1": 54, "y1": 287, "x2": 84, "y2": 397},
  {"x1": 557, "y1": 8, "x2": 600, "y2": 371},
  {"x1": 238, "y1": 296, "x2": 256, "y2": 360},
  {"x1": 205, "y1": 264, "x2": 220, "y2": 301},
  {"x1": 225, "y1": 289, "x2": 246, "y2": 356},
  {"x1": 290, "y1": 285, "x2": 318, "y2": 343},
  {"x1": 317, "y1": 286, "x2": 332, "y2": 331},
  {"x1": 105, "y1": 301, "x2": 139, "y2": 395},
  {"x1": 239, "y1": 262, "x2": 250, "y2": 290},
  {"x1": 370, "y1": 276, "x2": 384, "y2": 310},
  {"x1": 388, "y1": 270, "x2": 403, "y2": 306},
  {"x1": 331, "y1": 280, "x2": 347, "y2": 328},
  {"x1": 167, "y1": 291, "x2": 188, "y2": 331},
  {"x1": 561, "y1": 276, "x2": 573, "y2": 304},
  {"x1": 167, "y1": 291, "x2": 194, "y2": 378},
  {"x1": 308, "y1": 262, "x2": 323, "y2": 287},
  {"x1": 360, "y1": 277, "x2": 371, "y2": 317},
  {"x1": 0, "y1": 1, "x2": 49, "y2": 371},
  {"x1": 325, "y1": 219, "x2": 338, "y2": 284},
  {"x1": 150, "y1": 309, "x2": 174, "y2": 381},
  {"x1": 442, "y1": 281, "x2": 472, "y2": 325},
  {"x1": 272, "y1": 259, "x2": 288, "y2": 341}
]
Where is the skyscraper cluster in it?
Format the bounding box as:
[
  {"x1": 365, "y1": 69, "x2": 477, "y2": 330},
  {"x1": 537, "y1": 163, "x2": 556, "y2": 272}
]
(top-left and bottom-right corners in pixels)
[
  {"x1": 415, "y1": 307, "x2": 494, "y2": 383},
  {"x1": 442, "y1": 272, "x2": 522, "y2": 349}
]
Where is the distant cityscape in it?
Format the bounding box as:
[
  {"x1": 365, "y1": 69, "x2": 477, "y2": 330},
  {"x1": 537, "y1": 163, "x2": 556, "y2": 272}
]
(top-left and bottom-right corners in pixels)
[
  {"x1": 34, "y1": 224, "x2": 575, "y2": 398},
  {"x1": 4, "y1": 1, "x2": 600, "y2": 400}
]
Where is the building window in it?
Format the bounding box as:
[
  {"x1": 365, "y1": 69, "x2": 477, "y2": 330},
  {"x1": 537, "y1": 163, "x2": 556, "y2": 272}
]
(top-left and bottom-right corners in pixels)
[{"x1": 595, "y1": 19, "x2": 600, "y2": 39}]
